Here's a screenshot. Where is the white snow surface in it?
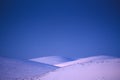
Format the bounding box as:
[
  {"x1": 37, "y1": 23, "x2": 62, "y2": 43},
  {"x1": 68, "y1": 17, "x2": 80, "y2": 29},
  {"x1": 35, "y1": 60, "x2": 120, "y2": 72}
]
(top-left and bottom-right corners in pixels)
[
  {"x1": 39, "y1": 58, "x2": 120, "y2": 80},
  {"x1": 56, "y1": 55, "x2": 114, "y2": 67},
  {"x1": 0, "y1": 56, "x2": 58, "y2": 80},
  {"x1": 1, "y1": 56, "x2": 119, "y2": 80},
  {"x1": 29, "y1": 56, "x2": 72, "y2": 66}
]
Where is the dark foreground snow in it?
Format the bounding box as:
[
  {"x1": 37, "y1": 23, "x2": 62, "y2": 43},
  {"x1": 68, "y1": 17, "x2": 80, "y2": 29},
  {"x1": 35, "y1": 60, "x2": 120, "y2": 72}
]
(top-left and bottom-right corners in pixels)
[{"x1": 0, "y1": 57, "x2": 58, "y2": 80}]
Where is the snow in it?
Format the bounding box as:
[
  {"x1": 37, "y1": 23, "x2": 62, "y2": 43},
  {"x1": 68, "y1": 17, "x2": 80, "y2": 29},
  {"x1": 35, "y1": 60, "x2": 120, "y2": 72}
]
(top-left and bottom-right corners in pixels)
[
  {"x1": 29, "y1": 56, "x2": 72, "y2": 66},
  {"x1": 39, "y1": 58, "x2": 120, "y2": 80},
  {"x1": 55, "y1": 55, "x2": 114, "y2": 67},
  {"x1": 0, "y1": 56, "x2": 58, "y2": 80},
  {"x1": 1, "y1": 56, "x2": 119, "y2": 80}
]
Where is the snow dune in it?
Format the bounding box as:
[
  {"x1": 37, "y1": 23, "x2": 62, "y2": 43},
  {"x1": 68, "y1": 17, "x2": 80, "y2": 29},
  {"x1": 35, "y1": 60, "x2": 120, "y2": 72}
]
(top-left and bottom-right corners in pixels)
[
  {"x1": 0, "y1": 56, "x2": 58, "y2": 80},
  {"x1": 1, "y1": 56, "x2": 119, "y2": 80},
  {"x1": 56, "y1": 55, "x2": 114, "y2": 67},
  {"x1": 39, "y1": 58, "x2": 120, "y2": 80},
  {"x1": 29, "y1": 56, "x2": 72, "y2": 66}
]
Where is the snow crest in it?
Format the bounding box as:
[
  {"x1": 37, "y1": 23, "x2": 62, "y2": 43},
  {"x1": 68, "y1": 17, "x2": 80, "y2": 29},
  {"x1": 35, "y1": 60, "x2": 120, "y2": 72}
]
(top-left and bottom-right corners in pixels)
[
  {"x1": 38, "y1": 57, "x2": 120, "y2": 80},
  {"x1": 29, "y1": 56, "x2": 72, "y2": 66}
]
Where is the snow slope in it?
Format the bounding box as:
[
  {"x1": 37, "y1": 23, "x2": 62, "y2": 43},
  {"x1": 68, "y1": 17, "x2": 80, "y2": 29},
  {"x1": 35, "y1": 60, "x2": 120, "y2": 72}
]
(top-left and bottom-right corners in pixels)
[
  {"x1": 29, "y1": 56, "x2": 72, "y2": 66},
  {"x1": 0, "y1": 56, "x2": 58, "y2": 80},
  {"x1": 39, "y1": 58, "x2": 120, "y2": 80},
  {"x1": 56, "y1": 55, "x2": 114, "y2": 67}
]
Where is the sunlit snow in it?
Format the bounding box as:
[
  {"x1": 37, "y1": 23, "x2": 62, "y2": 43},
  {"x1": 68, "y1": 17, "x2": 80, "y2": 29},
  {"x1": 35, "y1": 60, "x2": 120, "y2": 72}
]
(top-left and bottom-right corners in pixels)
[{"x1": 29, "y1": 56, "x2": 73, "y2": 66}]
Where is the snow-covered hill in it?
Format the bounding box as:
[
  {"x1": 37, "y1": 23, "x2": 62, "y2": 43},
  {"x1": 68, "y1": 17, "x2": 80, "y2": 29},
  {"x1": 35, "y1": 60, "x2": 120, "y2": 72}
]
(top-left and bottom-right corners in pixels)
[
  {"x1": 56, "y1": 55, "x2": 114, "y2": 67},
  {"x1": 29, "y1": 56, "x2": 72, "y2": 66},
  {"x1": 38, "y1": 58, "x2": 120, "y2": 80},
  {"x1": 1, "y1": 56, "x2": 119, "y2": 80},
  {"x1": 0, "y1": 56, "x2": 58, "y2": 80}
]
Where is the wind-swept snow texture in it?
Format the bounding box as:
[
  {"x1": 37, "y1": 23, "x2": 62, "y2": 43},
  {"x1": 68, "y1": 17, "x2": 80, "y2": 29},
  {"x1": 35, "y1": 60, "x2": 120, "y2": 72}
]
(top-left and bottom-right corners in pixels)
[
  {"x1": 0, "y1": 57, "x2": 58, "y2": 80},
  {"x1": 39, "y1": 58, "x2": 120, "y2": 80},
  {"x1": 29, "y1": 56, "x2": 72, "y2": 66},
  {"x1": 56, "y1": 55, "x2": 114, "y2": 67}
]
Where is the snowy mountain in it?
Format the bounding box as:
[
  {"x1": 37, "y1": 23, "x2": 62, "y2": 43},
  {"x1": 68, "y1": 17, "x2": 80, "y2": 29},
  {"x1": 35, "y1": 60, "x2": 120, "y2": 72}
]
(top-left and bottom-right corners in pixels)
[
  {"x1": 56, "y1": 55, "x2": 114, "y2": 67},
  {"x1": 29, "y1": 56, "x2": 72, "y2": 66},
  {"x1": 0, "y1": 56, "x2": 58, "y2": 80},
  {"x1": 38, "y1": 58, "x2": 120, "y2": 80}
]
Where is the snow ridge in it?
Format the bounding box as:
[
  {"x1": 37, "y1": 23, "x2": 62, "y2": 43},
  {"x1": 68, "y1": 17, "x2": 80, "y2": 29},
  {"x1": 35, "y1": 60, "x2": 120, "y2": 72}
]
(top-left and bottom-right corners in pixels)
[
  {"x1": 29, "y1": 56, "x2": 73, "y2": 66},
  {"x1": 36, "y1": 57, "x2": 120, "y2": 80},
  {"x1": 56, "y1": 55, "x2": 114, "y2": 67}
]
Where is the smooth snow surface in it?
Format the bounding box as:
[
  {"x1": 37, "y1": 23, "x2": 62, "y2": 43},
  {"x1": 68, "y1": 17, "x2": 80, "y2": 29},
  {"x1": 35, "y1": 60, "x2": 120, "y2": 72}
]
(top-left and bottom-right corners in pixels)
[
  {"x1": 56, "y1": 55, "x2": 114, "y2": 67},
  {"x1": 39, "y1": 58, "x2": 120, "y2": 80},
  {"x1": 0, "y1": 57, "x2": 57, "y2": 80},
  {"x1": 29, "y1": 56, "x2": 72, "y2": 66},
  {"x1": 1, "y1": 56, "x2": 119, "y2": 80}
]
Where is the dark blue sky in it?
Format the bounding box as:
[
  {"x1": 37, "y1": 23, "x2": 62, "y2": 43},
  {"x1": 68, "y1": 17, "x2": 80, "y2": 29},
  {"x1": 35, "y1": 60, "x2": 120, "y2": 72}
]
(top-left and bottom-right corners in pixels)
[{"x1": 1, "y1": 0, "x2": 120, "y2": 59}]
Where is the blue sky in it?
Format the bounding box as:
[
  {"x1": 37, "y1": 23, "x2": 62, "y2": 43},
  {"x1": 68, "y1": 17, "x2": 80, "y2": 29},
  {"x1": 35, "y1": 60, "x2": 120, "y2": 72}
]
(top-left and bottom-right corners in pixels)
[{"x1": 1, "y1": 0, "x2": 120, "y2": 59}]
